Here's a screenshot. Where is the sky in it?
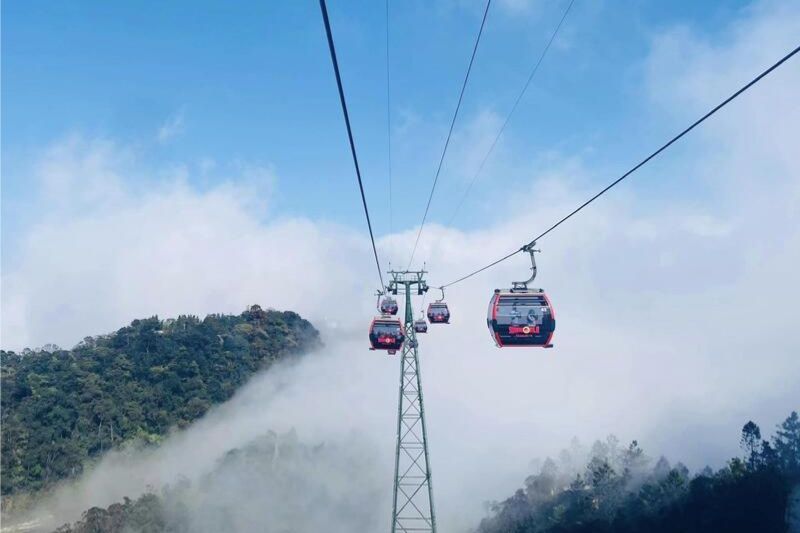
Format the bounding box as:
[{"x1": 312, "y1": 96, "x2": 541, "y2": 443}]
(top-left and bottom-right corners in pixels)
[
  {"x1": 1, "y1": 0, "x2": 760, "y2": 248},
  {"x1": 2, "y1": 0, "x2": 800, "y2": 531}
]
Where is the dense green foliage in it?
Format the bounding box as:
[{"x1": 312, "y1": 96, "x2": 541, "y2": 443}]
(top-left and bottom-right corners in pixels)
[
  {"x1": 1, "y1": 306, "x2": 320, "y2": 496},
  {"x1": 478, "y1": 412, "x2": 800, "y2": 533},
  {"x1": 53, "y1": 494, "x2": 168, "y2": 533}
]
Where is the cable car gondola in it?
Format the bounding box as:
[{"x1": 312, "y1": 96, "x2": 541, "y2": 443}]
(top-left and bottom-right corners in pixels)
[
  {"x1": 379, "y1": 296, "x2": 399, "y2": 316},
  {"x1": 426, "y1": 288, "x2": 450, "y2": 324},
  {"x1": 414, "y1": 318, "x2": 428, "y2": 334},
  {"x1": 369, "y1": 317, "x2": 405, "y2": 354},
  {"x1": 487, "y1": 243, "x2": 555, "y2": 348}
]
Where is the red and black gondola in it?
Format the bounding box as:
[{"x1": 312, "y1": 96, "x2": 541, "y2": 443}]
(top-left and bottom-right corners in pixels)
[
  {"x1": 487, "y1": 289, "x2": 555, "y2": 347},
  {"x1": 426, "y1": 302, "x2": 450, "y2": 324},
  {"x1": 369, "y1": 316, "x2": 405, "y2": 354},
  {"x1": 414, "y1": 318, "x2": 428, "y2": 333},
  {"x1": 379, "y1": 297, "x2": 399, "y2": 315}
]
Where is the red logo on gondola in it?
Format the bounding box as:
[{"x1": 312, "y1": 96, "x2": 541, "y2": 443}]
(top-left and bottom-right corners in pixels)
[
  {"x1": 509, "y1": 325, "x2": 539, "y2": 335},
  {"x1": 378, "y1": 336, "x2": 395, "y2": 344}
]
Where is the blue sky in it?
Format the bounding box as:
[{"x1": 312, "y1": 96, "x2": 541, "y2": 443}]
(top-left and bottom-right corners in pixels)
[{"x1": 2, "y1": 0, "x2": 756, "y2": 249}]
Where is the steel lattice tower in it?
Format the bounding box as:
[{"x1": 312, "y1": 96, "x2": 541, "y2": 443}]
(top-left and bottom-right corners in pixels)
[{"x1": 387, "y1": 270, "x2": 437, "y2": 533}]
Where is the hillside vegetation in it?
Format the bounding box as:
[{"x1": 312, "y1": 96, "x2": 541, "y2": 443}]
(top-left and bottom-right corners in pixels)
[
  {"x1": 51, "y1": 430, "x2": 382, "y2": 533},
  {"x1": 478, "y1": 412, "x2": 800, "y2": 533},
  {"x1": 44, "y1": 413, "x2": 800, "y2": 533},
  {"x1": 1, "y1": 306, "x2": 320, "y2": 497}
]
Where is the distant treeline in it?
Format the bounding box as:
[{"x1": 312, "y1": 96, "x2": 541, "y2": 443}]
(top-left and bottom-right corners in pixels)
[
  {"x1": 478, "y1": 412, "x2": 800, "y2": 533},
  {"x1": 1, "y1": 306, "x2": 320, "y2": 497},
  {"x1": 47, "y1": 413, "x2": 800, "y2": 533},
  {"x1": 52, "y1": 430, "x2": 382, "y2": 533}
]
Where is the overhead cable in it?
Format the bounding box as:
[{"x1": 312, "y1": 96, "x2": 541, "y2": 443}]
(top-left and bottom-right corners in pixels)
[
  {"x1": 319, "y1": 0, "x2": 385, "y2": 289},
  {"x1": 439, "y1": 43, "x2": 800, "y2": 289},
  {"x1": 386, "y1": 0, "x2": 394, "y2": 235},
  {"x1": 406, "y1": 0, "x2": 493, "y2": 269},
  {"x1": 444, "y1": 0, "x2": 576, "y2": 231}
]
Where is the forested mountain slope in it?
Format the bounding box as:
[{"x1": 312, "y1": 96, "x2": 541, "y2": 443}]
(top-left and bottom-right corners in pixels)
[
  {"x1": 47, "y1": 413, "x2": 800, "y2": 533},
  {"x1": 478, "y1": 412, "x2": 800, "y2": 533},
  {"x1": 1, "y1": 306, "x2": 320, "y2": 497},
  {"x1": 50, "y1": 430, "x2": 383, "y2": 533}
]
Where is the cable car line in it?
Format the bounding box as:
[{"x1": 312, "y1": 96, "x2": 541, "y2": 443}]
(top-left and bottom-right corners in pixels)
[
  {"x1": 422, "y1": 0, "x2": 574, "y2": 272},
  {"x1": 406, "y1": 0, "x2": 493, "y2": 269},
  {"x1": 437, "y1": 42, "x2": 800, "y2": 290},
  {"x1": 386, "y1": 0, "x2": 394, "y2": 235},
  {"x1": 319, "y1": 0, "x2": 385, "y2": 290},
  {"x1": 443, "y1": 0, "x2": 575, "y2": 233}
]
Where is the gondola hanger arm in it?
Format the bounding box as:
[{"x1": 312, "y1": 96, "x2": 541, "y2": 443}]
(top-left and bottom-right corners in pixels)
[
  {"x1": 435, "y1": 287, "x2": 445, "y2": 303},
  {"x1": 512, "y1": 242, "x2": 540, "y2": 290}
]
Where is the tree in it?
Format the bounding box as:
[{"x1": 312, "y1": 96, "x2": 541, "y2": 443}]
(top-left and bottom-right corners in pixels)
[
  {"x1": 773, "y1": 411, "x2": 800, "y2": 476},
  {"x1": 477, "y1": 412, "x2": 796, "y2": 533},
  {"x1": 620, "y1": 440, "x2": 648, "y2": 480},
  {"x1": 652, "y1": 456, "x2": 671, "y2": 480},
  {"x1": 740, "y1": 421, "x2": 762, "y2": 468},
  {"x1": 524, "y1": 457, "x2": 560, "y2": 503}
]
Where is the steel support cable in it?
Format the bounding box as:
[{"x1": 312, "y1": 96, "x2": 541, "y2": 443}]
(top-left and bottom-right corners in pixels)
[
  {"x1": 422, "y1": 0, "x2": 574, "y2": 274},
  {"x1": 406, "y1": 0, "x2": 493, "y2": 269},
  {"x1": 386, "y1": 0, "x2": 393, "y2": 235},
  {"x1": 319, "y1": 0, "x2": 385, "y2": 289},
  {"x1": 444, "y1": 0, "x2": 575, "y2": 231},
  {"x1": 438, "y1": 43, "x2": 800, "y2": 290}
]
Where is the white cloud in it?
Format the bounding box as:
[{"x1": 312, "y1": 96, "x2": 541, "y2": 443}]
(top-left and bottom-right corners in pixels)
[
  {"x1": 3, "y1": 1, "x2": 800, "y2": 531},
  {"x1": 156, "y1": 108, "x2": 186, "y2": 143},
  {"x1": 35, "y1": 135, "x2": 132, "y2": 213},
  {"x1": 447, "y1": 109, "x2": 506, "y2": 182},
  {"x1": 680, "y1": 214, "x2": 733, "y2": 237}
]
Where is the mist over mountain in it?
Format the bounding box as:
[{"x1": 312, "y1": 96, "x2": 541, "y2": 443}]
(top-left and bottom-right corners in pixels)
[
  {"x1": 41, "y1": 412, "x2": 800, "y2": 533},
  {"x1": 1, "y1": 306, "x2": 319, "y2": 499},
  {"x1": 1, "y1": 310, "x2": 392, "y2": 533},
  {"x1": 477, "y1": 413, "x2": 800, "y2": 533},
  {"x1": 1, "y1": 307, "x2": 797, "y2": 532},
  {"x1": 51, "y1": 430, "x2": 384, "y2": 533}
]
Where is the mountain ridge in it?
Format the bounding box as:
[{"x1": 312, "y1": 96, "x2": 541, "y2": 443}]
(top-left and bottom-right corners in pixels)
[{"x1": 1, "y1": 305, "x2": 321, "y2": 501}]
